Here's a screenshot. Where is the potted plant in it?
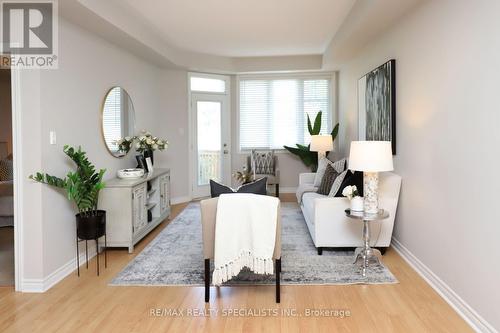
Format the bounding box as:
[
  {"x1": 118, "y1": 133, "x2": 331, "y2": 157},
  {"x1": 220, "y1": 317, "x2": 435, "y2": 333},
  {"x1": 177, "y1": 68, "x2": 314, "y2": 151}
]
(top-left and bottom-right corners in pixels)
[
  {"x1": 29, "y1": 145, "x2": 107, "y2": 240},
  {"x1": 342, "y1": 185, "x2": 363, "y2": 212},
  {"x1": 116, "y1": 130, "x2": 168, "y2": 165},
  {"x1": 284, "y1": 111, "x2": 339, "y2": 171}
]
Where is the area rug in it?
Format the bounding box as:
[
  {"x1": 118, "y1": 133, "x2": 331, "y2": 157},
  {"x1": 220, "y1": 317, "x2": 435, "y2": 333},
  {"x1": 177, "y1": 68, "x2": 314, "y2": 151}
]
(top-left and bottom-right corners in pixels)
[{"x1": 110, "y1": 202, "x2": 397, "y2": 286}]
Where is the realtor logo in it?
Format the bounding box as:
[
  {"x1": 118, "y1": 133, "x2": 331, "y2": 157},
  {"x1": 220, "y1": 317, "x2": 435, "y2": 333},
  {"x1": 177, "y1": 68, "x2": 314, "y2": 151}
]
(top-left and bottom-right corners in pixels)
[{"x1": 1, "y1": 0, "x2": 58, "y2": 69}]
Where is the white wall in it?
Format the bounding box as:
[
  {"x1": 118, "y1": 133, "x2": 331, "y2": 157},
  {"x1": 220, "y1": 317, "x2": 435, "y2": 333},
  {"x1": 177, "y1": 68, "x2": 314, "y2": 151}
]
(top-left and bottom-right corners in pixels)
[
  {"x1": 19, "y1": 19, "x2": 186, "y2": 285},
  {"x1": 336, "y1": 0, "x2": 500, "y2": 330}
]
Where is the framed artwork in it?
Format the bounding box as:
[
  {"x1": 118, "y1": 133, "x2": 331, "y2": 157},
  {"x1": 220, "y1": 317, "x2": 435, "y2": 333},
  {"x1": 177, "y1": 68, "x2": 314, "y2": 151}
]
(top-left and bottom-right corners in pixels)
[{"x1": 358, "y1": 59, "x2": 396, "y2": 154}]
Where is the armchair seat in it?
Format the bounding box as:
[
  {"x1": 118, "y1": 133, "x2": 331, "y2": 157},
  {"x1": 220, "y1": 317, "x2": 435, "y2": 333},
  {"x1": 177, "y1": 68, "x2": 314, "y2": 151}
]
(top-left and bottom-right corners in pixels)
[{"x1": 200, "y1": 197, "x2": 282, "y2": 303}]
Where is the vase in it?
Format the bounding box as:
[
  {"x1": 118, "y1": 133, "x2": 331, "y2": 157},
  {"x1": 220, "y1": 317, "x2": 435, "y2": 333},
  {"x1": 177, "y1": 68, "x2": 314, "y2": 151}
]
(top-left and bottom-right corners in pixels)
[
  {"x1": 76, "y1": 210, "x2": 106, "y2": 240},
  {"x1": 143, "y1": 149, "x2": 154, "y2": 165},
  {"x1": 351, "y1": 196, "x2": 364, "y2": 212}
]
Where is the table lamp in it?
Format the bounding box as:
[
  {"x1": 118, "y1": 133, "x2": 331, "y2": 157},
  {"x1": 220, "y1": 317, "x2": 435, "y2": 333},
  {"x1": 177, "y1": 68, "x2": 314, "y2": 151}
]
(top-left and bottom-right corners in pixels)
[
  {"x1": 348, "y1": 141, "x2": 393, "y2": 214},
  {"x1": 310, "y1": 135, "x2": 333, "y2": 160}
]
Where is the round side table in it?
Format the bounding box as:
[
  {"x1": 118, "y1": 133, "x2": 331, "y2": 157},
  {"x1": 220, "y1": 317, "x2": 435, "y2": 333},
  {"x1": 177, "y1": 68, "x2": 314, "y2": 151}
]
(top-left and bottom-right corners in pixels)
[{"x1": 345, "y1": 209, "x2": 389, "y2": 277}]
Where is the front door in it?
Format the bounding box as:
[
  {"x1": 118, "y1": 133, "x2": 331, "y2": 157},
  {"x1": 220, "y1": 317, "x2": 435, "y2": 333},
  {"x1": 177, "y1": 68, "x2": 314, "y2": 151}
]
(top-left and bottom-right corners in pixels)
[{"x1": 191, "y1": 93, "x2": 230, "y2": 198}]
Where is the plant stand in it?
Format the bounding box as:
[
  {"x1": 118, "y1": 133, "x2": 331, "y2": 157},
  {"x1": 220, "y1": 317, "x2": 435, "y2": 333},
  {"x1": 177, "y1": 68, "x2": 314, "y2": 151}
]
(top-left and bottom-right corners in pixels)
[{"x1": 76, "y1": 212, "x2": 107, "y2": 277}]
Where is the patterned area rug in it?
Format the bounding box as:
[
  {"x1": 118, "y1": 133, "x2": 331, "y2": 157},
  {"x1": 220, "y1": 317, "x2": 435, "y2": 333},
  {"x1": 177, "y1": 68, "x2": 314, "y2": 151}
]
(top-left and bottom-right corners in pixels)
[{"x1": 110, "y1": 202, "x2": 397, "y2": 286}]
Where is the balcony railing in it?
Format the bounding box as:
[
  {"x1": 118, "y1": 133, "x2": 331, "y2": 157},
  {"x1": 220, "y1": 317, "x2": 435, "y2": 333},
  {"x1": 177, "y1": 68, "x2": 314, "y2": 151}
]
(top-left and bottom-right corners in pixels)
[{"x1": 198, "y1": 150, "x2": 220, "y2": 185}]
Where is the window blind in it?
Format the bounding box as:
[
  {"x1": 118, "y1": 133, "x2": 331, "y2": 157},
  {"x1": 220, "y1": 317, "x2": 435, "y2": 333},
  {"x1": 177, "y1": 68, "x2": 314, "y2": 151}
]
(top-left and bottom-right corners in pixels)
[
  {"x1": 102, "y1": 88, "x2": 122, "y2": 153},
  {"x1": 239, "y1": 77, "x2": 330, "y2": 150}
]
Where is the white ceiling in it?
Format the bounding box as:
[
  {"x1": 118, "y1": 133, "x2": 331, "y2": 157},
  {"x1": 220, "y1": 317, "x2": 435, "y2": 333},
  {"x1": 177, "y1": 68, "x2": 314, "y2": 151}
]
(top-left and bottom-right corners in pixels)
[{"x1": 122, "y1": 0, "x2": 355, "y2": 57}]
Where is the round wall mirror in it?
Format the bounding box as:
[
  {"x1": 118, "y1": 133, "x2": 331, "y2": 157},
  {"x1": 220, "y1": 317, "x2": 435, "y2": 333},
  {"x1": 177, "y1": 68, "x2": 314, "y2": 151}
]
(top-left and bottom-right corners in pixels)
[{"x1": 101, "y1": 87, "x2": 136, "y2": 157}]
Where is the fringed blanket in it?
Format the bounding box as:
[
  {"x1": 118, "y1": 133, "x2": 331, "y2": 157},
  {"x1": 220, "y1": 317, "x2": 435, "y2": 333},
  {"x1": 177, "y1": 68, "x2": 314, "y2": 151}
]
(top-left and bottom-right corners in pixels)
[{"x1": 212, "y1": 193, "x2": 279, "y2": 285}]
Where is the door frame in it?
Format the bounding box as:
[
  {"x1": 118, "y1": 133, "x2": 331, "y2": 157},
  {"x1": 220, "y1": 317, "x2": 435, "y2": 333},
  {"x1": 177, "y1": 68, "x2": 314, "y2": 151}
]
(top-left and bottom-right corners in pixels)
[
  {"x1": 187, "y1": 72, "x2": 231, "y2": 199},
  {"x1": 6, "y1": 60, "x2": 23, "y2": 291}
]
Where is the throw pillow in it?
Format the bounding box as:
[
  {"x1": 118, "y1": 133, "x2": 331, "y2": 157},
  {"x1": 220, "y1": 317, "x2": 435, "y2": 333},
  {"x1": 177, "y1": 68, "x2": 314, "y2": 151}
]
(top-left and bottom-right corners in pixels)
[
  {"x1": 313, "y1": 157, "x2": 328, "y2": 187},
  {"x1": 210, "y1": 177, "x2": 267, "y2": 198},
  {"x1": 334, "y1": 171, "x2": 364, "y2": 197},
  {"x1": 316, "y1": 164, "x2": 338, "y2": 195},
  {"x1": 314, "y1": 157, "x2": 347, "y2": 187},
  {"x1": 251, "y1": 150, "x2": 275, "y2": 175},
  {"x1": 329, "y1": 157, "x2": 347, "y2": 173},
  {"x1": 0, "y1": 159, "x2": 13, "y2": 181},
  {"x1": 328, "y1": 169, "x2": 348, "y2": 197}
]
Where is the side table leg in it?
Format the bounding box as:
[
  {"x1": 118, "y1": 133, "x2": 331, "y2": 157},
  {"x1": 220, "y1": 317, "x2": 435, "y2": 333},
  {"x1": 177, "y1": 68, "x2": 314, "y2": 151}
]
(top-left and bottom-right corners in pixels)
[{"x1": 362, "y1": 220, "x2": 370, "y2": 277}]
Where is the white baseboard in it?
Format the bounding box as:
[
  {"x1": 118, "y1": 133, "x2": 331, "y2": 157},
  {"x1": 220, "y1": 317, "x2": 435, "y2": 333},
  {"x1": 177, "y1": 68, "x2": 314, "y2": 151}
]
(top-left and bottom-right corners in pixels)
[
  {"x1": 21, "y1": 249, "x2": 97, "y2": 293},
  {"x1": 392, "y1": 238, "x2": 497, "y2": 333},
  {"x1": 171, "y1": 196, "x2": 191, "y2": 205}
]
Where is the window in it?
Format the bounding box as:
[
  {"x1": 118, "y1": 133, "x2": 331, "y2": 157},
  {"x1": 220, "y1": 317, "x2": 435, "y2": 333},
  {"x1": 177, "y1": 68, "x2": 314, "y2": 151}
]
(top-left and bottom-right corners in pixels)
[
  {"x1": 239, "y1": 76, "x2": 331, "y2": 150},
  {"x1": 190, "y1": 76, "x2": 226, "y2": 93}
]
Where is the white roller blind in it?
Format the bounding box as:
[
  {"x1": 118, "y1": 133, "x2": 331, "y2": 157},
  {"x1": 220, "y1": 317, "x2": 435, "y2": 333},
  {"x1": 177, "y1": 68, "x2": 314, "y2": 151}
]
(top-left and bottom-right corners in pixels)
[{"x1": 239, "y1": 77, "x2": 330, "y2": 150}]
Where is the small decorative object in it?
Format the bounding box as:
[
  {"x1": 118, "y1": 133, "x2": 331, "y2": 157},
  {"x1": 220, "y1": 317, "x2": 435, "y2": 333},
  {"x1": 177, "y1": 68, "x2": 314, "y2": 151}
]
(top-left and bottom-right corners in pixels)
[
  {"x1": 29, "y1": 146, "x2": 108, "y2": 276},
  {"x1": 284, "y1": 111, "x2": 339, "y2": 171},
  {"x1": 348, "y1": 141, "x2": 393, "y2": 214},
  {"x1": 342, "y1": 185, "x2": 363, "y2": 212},
  {"x1": 135, "y1": 155, "x2": 148, "y2": 172},
  {"x1": 233, "y1": 165, "x2": 253, "y2": 184},
  {"x1": 117, "y1": 168, "x2": 145, "y2": 179},
  {"x1": 310, "y1": 135, "x2": 333, "y2": 160},
  {"x1": 117, "y1": 130, "x2": 168, "y2": 165},
  {"x1": 145, "y1": 157, "x2": 154, "y2": 174},
  {"x1": 133, "y1": 130, "x2": 168, "y2": 165},
  {"x1": 358, "y1": 59, "x2": 396, "y2": 154}
]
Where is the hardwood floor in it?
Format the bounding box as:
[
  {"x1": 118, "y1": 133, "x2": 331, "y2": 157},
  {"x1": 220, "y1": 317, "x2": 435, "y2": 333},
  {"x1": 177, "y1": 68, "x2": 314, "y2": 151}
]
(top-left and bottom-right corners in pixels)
[{"x1": 0, "y1": 197, "x2": 472, "y2": 333}]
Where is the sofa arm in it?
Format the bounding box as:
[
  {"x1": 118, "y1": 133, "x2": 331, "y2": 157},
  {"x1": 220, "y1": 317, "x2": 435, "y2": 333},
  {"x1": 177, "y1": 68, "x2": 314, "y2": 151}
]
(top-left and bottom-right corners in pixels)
[{"x1": 299, "y1": 173, "x2": 316, "y2": 185}]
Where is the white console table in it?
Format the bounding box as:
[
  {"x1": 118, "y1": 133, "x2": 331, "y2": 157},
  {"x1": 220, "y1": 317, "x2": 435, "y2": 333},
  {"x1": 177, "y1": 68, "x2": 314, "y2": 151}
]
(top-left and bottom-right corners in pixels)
[{"x1": 99, "y1": 168, "x2": 171, "y2": 253}]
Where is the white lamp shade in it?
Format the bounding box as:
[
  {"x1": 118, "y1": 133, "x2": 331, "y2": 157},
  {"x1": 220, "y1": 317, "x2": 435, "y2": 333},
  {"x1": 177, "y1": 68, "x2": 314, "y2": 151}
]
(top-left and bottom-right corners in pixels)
[
  {"x1": 310, "y1": 135, "x2": 333, "y2": 152},
  {"x1": 348, "y1": 141, "x2": 393, "y2": 172}
]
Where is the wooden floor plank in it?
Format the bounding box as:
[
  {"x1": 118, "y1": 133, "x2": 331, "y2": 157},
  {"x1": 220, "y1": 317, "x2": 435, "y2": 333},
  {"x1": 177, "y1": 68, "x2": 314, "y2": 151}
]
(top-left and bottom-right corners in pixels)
[{"x1": 0, "y1": 200, "x2": 472, "y2": 333}]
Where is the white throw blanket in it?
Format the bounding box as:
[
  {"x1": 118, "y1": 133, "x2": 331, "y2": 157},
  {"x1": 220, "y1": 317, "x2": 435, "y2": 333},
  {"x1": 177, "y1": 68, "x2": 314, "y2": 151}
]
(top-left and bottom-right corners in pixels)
[{"x1": 212, "y1": 193, "x2": 279, "y2": 286}]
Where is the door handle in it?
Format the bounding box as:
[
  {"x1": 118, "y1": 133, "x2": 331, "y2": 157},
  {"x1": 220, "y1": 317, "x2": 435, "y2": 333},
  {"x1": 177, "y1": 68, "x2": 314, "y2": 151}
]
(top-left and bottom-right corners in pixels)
[{"x1": 223, "y1": 150, "x2": 229, "y2": 154}]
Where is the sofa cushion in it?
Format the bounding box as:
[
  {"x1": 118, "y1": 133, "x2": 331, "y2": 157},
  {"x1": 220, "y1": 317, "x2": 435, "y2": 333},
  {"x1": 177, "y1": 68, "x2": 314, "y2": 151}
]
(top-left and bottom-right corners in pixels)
[
  {"x1": 296, "y1": 183, "x2": 318, "y2": 203},
  {"x1": 328, "y1": 170, "x2": 348, "y2": 197},
  {"x1": 210, "y1": 177, "x2": 267, "y2": 198},
  {"x1": 251, "y1": 150, "x2": 275, "y2": 175},
  {"x1": 302, "y1": 192, "x2": 327, "y2": 225},
  {"x1": 314, "y1": 157, "x2": 347, "y2": 187},
  {"x1": 316, "y1": 164, "x2": 338, "y2": 195},
  {"x1": 335, "y1": 171, "x2": 364, "y2": 197}
]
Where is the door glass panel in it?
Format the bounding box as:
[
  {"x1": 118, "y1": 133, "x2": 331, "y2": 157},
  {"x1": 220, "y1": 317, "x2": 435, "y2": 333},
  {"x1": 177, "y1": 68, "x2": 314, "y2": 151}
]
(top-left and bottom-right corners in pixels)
[{"x1": 197, "y1": 101, "x2": 221, "y2": 185}]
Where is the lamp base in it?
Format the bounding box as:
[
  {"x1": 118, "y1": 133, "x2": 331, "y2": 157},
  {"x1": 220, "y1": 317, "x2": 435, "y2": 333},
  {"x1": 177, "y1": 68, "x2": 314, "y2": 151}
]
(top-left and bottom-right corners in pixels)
[
  {"x1": 317, "y1": 151, "x2": 326, "y2": 160},
  {"x1": 363, "y1": 172, "x2": 379, "y2": 214}
]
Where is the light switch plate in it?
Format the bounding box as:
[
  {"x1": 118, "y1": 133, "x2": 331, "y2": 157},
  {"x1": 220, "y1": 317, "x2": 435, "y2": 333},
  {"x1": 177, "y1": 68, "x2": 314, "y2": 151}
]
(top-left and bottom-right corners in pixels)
[{"x1": 49, "y1": 131, "x2": 56, "y2": 145}]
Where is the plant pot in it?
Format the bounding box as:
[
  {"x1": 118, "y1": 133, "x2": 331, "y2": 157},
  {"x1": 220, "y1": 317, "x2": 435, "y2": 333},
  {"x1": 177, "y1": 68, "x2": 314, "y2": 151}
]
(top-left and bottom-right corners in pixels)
[
  {"x1": 350, "y1": 196, "x2": 364, "y2": 212},
  {"x1": 76, "y1": 210, "x2": 106, "y2": 240},
  {"x1": 143, "y1": 149, "x2": 154, "y2": 165}
]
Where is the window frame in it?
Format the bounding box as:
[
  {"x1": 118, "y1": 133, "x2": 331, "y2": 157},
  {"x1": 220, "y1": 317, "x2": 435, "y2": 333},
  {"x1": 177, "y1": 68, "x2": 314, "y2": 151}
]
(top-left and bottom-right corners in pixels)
[{"x1": 236, "y1": 72, "x2": 335, "y2": 153}]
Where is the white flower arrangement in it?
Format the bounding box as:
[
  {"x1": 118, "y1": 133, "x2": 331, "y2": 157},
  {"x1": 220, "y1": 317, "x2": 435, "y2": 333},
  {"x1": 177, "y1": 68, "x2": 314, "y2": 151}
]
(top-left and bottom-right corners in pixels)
[
  {"x1": 133, "y1": 130, "x2": 168, "y2": 153},
  {"x1": 342, "y1": 185, "x2": 360, "y2": 200},
  {"x1": 116, "y1": 130, "x2": 168, "y2": 154}
]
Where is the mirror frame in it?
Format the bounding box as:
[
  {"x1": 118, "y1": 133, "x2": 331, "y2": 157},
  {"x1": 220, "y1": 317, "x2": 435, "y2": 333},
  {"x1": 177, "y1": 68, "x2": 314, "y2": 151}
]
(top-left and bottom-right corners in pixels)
[{"x1": 100, "y1": 86, "x2": 136, "y2": 158}]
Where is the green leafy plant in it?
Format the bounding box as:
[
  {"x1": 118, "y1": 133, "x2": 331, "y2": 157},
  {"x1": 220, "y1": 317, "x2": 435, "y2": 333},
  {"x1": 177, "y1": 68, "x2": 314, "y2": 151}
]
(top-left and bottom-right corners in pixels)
[
  {"x1": 29, "y1": 145, "x2": 106, "y2": 217},
  {"x1": 284, "y1": 111, "x2": 339, "y2": 171}
]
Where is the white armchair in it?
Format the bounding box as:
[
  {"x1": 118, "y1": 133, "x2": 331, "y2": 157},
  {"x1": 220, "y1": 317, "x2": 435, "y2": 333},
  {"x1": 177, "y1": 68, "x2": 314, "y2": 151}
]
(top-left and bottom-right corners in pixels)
[{"x1": 297, "y1": 172, "x2": 401, "y2": 255}]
